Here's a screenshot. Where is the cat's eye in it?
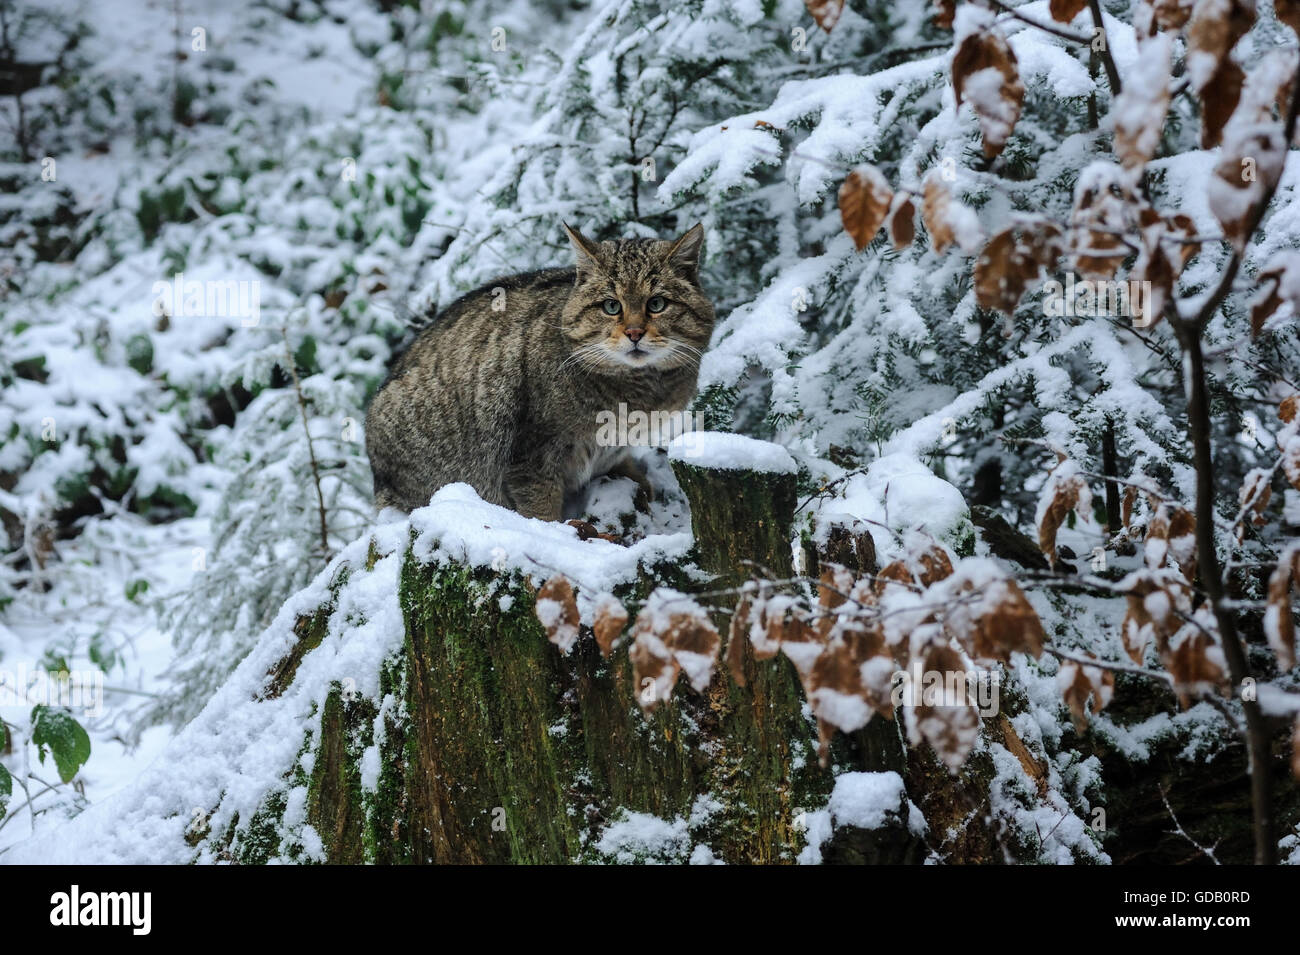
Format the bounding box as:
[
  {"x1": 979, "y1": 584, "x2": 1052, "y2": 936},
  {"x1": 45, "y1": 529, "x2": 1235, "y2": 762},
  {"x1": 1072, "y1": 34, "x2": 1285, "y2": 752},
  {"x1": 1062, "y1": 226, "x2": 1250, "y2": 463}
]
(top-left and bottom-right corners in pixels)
[
  {"x1": 601, "y1": 299, "x2": 622, "y2": 315},
  {"x1": 646, "y1": 295, "x2": 667, "y2": 314}
]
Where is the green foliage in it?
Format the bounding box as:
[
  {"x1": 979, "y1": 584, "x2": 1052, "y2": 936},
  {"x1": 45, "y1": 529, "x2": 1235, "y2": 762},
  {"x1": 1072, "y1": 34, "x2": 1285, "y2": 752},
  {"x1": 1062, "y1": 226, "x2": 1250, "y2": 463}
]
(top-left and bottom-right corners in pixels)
[{"x1": 31, "y1": 705, "x2": 92, "y2": 784}]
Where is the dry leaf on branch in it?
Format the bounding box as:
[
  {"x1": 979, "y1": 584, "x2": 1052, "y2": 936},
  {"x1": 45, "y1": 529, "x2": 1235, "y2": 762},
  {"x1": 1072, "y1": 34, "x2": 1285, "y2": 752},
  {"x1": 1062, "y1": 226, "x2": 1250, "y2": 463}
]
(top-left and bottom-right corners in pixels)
[
  {"x1": 630, "y1": 589, "x2": 721, "y2": 711},
  {"x1": 1237, "y1": 468, "x2": 1273, "y2": 539},
  {"x1": 1144, "y1": 502, "x2": 1197, "y2": 581},
  {"x1": 952, "y1": 26, "x2": 1024, "y2": 158},
  {"x1": 974, "y1": 220, "x2": 1063, "y2": 314},
  {"x1": 1058, "y1": 660, "x2": 1115, "y2": 734},
  {"x1": 805, "y1": 0, "x2": 846, "y2": 33},
  {"x1": 922, "y1": 173, "x2": 984, "y2": 254},
  {"x1": 1112, "y1": 35, "x2": 1173, "y2": 169},
  {"x1": 1068, "y1": 164, "x2": 1142, "y2": 280},
  {"x1": 887, "y1": 193, "x2": 917, "y2": 250},
  {"x1": 1283, "y1": 394, "x2": 1300, "y2": 425},
  {"x1": 1200, "y1": 57, "x2": 1245, "y2": 148},
  {"x1": 1035, "y1": 457, "x2": 1094, "y2": 567},
  {"x1": 536, "y1": 575, "x2": 581, "y2": 653},
  {"x1": 904, "y1": 644, "x2": 981, "y2": 772},
  {"x1": 943, "y1": 563, "x2": 1046, "y2": 664},
  {"x1": 1264, "y1": 545, "x2": 1300, "y2": 671},
  {"x1": 1135, "y1": 0, "x2": 1197, "y2": 34},
  {"x1": 1118, "y1": 568, "x2": 1191, "y2": 663},
  {"x1": 839, "y1": 165, "x2": 893, "y2": 251},
  {"x1": 1186, "y1": 0, "x2": 1257, "y2": 94},
  {"x1": 1250, "y1": 249, "x2": 1300, "y2": 338},
  {"x1": 1049, "y1": 0, "x2": 1088, "y2": 22},
  {"x1": 592, "y1": 593, "x2": 629, "y2": 658},
  {"x1": 1165, "y1": 626, "x2": 1228, "y2": 708}
]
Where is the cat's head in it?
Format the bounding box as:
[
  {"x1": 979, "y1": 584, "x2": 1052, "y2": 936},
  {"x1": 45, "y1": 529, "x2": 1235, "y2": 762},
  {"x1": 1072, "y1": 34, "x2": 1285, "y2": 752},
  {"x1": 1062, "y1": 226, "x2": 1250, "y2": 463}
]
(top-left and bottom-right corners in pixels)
[{"x1": 559, "y1": 223, "x2": 714, "y2": 372}]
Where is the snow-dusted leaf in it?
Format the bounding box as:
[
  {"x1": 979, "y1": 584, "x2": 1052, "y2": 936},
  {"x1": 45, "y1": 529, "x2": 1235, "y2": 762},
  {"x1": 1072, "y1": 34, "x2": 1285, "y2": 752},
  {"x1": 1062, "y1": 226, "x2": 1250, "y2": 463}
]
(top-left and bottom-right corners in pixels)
[
  {"x1": 943, "y1": 562, "x2": 1046, "y2": 664},
  {"x1": 1252, "y1": 253, "x2": 1300, "y2": 336},
  {"x1": 1049, "y1": 0, "x2": 1088, "y2": 23},
  {"x1": 592, "y1": 593, "x2": 628, "y2": 658},
  {"x1": 1237, "y1": 467, "x2": 1272, "y2": 538},
  {"x1": 922, "y1": 173, "x2": 983, "y2": 254},
  {"x1": 804, "y1": 0, "x2": 845, "y2": 33},
  {"x1": 974, "y1": 221, "x2": 1062, "y2": 314},
  {"x1": 1069, "y1": 163, "x2": 1143, "y2": 280},
  {"x1": 1186, "y1": 0, "x2": 1257, "y2": 94},
  {"x1": 952, "y1": 27, "x2": 1024, "y2": 158},
  {"x1": 630, "y1": 589, "x2": 721, "y2": 711},
  {"x1": 1264, "y1": 545, "x2": 1300, "y2": 671},
  {"x1": 536, "y1": 575, "x2": 581, "y2": 653},
  {"x1": 838, "y1": 165, "x2": 893, "y2": 251},
  {"x1": 1166, "y1": 626, "x2": 1227, "y2": 707},
  {"x1": 904, "y1": 644, "x2": 980, "y2": 772},
  {"x1": 1112, "y1": 35, "x2": 1172, "y2": 169},
  {"x1": 1144, "y1": 502, "x2": 1197, "y2": 581},
  {"x1": 1035, "y1": 457, "x2": 1093, "y2": 567},
  {"x1": 1057, "y1": 660, "x2": 1114, "y2": 733}
]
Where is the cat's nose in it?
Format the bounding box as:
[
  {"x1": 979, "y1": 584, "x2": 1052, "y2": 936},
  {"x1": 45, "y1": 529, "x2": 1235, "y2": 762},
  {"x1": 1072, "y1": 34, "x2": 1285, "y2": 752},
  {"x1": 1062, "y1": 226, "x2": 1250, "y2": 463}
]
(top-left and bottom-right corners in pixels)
[{"x1": 624, "y1": 327, "x2": 645, "y2": 343}]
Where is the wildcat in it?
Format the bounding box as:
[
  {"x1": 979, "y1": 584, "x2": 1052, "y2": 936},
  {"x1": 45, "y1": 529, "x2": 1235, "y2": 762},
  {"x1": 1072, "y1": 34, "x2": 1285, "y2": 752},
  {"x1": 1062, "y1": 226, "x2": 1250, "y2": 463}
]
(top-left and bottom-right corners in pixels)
[{"x1": 365, "y1": 223, "x2": 713, "y2": 521}]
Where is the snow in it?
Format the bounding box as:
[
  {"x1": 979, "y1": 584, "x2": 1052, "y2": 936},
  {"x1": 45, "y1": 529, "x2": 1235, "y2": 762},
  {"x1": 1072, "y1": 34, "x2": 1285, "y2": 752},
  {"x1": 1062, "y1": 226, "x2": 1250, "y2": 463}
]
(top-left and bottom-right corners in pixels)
[{"x1": 666, "y1": 431, "x2": 797, "y2": 474}]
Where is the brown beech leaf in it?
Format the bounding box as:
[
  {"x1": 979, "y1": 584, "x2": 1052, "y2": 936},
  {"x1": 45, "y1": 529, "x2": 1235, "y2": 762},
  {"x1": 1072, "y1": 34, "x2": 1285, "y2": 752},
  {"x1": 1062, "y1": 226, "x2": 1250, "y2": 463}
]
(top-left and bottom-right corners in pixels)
[
  {"x1": 804, "y1": 623, "x2": 895, "y2": 738},
  {"x1": 1113, "y1": 36, "x2": 1173, "y2": 169},
  {"x1": 1252, "y1": 252, "x2": 1300, "y2": 337},
  {"x1": 974, "y1": 221, "x2": 1063, "y2": 315},
  {"x1": 922, "y1": 173, "x2": 983, "y2": 254},
  {"x1": 1264, "y1": 545, "x2": 1300, "y2": 671},
  {"x1": 1282, "y1": 394, "x2": 1299, "y2": 424},
  {"x1": 914, "y1": 544, "x2": 955, "y2": 586},
  {"x1": 1237, "y1": 468, "x2": 1273, "y2": 540},
  {"x1": 536, "y1": 575, "x2": 581, "y2": 653},
  {"x1": 905, "y1": 644, "x2": 981, "y2": 772},
  {"x1": 1058, "y1": 660, "x2": 1114, "y2": 734},
  {"x1": 805, "y1": 0, "x2": 846, "y2": 33},
  {"x1": 1035, "y1": 458, "x2": 1093, "y2": 567},
  {"x1": 1145, "y1": 503, "x2": 1197, "y2": 581},
  {"x1": 1119, "y1": 569, "x2": 1192, "y2": 663},
  {"x1": 1200, "y1": 58, "x2": 1245, "y2": 149},
  {"x1": 944, "y1": 565, "x2": 1046, "y2": 664},
  {"x1": 839, "y1": 165, "x2": 893, "y2": 251},
  {"x1": 1049, "y1": 0, "x2": 1088, "y2": 22},
  {"x1": 952, "y1": 27, "x2": 1024, "y2": 158},
  {"x1": 592, "y1": 593, "x2": 629, "y2": 658},
  {"x1": 1186, "y1": 0, "x2": 1257, "y2": 94},
  {"x1": 1135, "y1": 0, "x2": 1197, "y2": 34},
  {"x1": 630, "y1": 589, "x2": 721, "y2": 711},
  {"x1": 1069, "y1": 165, "x2": 1143, "y2": 280},
  {"x1": 887, "y1": 193, "x2": 916, "y2": 250},
  {"x1": 1121, "y1": 485, "x2": 1139, "y2": 532},
  {"x1": 1166, "y1": 629, "x2": 1227, "y2": 707}
]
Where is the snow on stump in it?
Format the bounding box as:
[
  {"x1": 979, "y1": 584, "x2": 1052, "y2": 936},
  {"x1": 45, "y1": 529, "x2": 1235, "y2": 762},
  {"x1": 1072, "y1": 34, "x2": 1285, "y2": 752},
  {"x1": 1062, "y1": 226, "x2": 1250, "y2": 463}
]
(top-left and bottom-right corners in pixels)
[{"x1": 667, "y1": 431, "x2": 798, "y2": 585}]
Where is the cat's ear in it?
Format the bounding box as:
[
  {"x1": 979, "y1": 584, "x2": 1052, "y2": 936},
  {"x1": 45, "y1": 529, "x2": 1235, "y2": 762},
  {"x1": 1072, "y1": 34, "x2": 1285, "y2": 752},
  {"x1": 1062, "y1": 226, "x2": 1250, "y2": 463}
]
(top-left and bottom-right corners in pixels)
[
  {"x1": 562, "y1": 222, "x2": 604, "y2": 273},
  {"x1": 665, "y1": 223, "x2": 705, "y2": 279}
]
